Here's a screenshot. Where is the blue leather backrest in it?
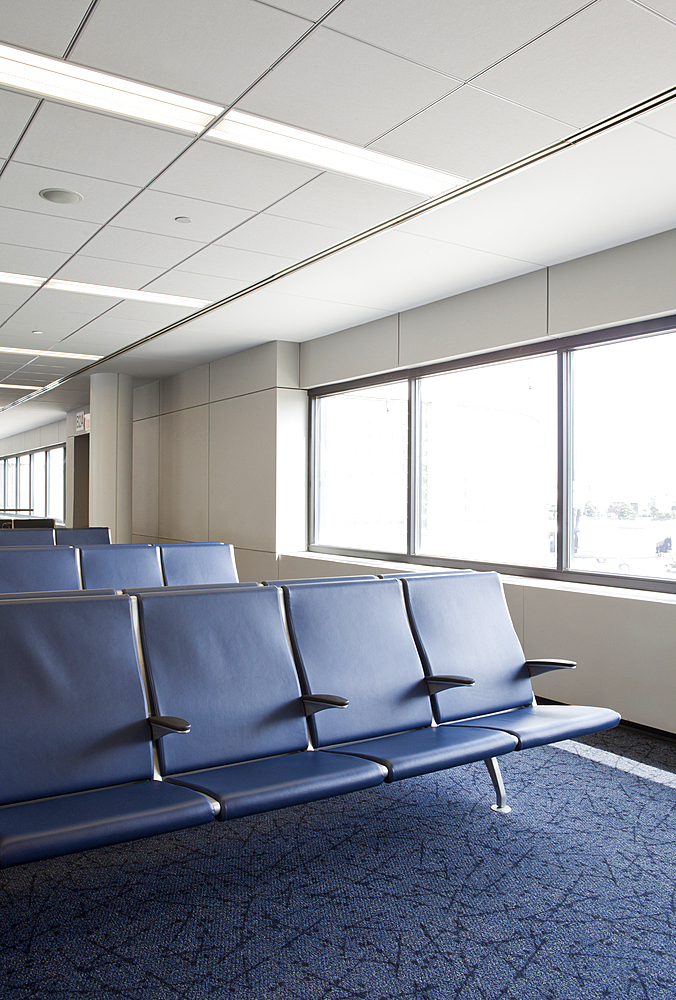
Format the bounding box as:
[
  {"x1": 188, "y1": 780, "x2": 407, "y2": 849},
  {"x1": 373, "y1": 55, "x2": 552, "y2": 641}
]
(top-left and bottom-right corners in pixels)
[
  {"x1": 137, "y1": 587, "x2": 309, "y2": 776},
  {"x1": 0, "y1": 596, "x2": 153, "y2": 806},
  {"x1": 403, "y1": 572, "x2": 533, "y2": 722},
  {"x1": 126, "y1": 583, "x2": 258, "y2": 595},
  {"x1": 80, "y1": 544, "x2": 163, "y2": 590},
  {"x1": 0, "y1": 588, "x2": 116, "y2": 601},
  {"x1": 56, "y1": 527, "x2": 111, "y2": 545},
  {"x1": 0, "y1": 529, "x2": 55, "y2": 545},
  {"x1": 284, "y1": 579, "x2": 431, "y2": 748},
  {"x1": 0, "y1": 546, "x2": 81, "y2": 593},
  {"x1": 158, "y1": 542, "x2": 239, "y2": 586},
  {"x1": 264, "y1": 575, "x2": 379, "y2": 586}
]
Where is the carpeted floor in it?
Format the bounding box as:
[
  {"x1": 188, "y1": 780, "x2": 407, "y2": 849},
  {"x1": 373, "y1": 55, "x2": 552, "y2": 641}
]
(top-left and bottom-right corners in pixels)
[{"x1": 1, "y1": 739, "x2": 674, "y2": 1000}]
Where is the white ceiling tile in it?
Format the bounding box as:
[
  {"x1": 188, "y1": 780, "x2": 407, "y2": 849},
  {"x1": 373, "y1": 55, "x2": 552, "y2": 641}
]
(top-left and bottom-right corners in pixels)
[
  {"x1": 14, "y1": 103, "x2": 192, "y2": 186},
  {"x1": 238, "y1": 27, "x2": 461, "y2": 144},
  {"x1": 80, "y1": 226, "x2": 204, "y2": 268},
  {"x1": 53, "y1": 255, "x2": 165, "y2": 288},
  {"x1": 637, "y1": 97, "x2": 676, "y2": 140},
  {"x1": 0, "y1": 304, "x2": 21, "y2": 325},
  {"x1": 399, "y1": 122, "x2": 676, "y2": 266},
  {"x1": 0, "y1": 242, "x2": 70, "y2": 276},
  {"x1": 68, "y1": 311, "x2": 163, "y2": 339},
  {"x1": 475, "y1": 0, "x2": 676, "y2": 127},
  {"x1": 0, "y1": 0, "x2": 93, "y2": 56},
  {"x1": 372, "y1": 86, "x2": 572, "y2": 178},
  {"x1": 153, "y1": 140, "x2": 320, "y2": 210},
  {"x1": 1, "y1": 307, "x2": 103, "y2": 339},
  {"x1": 112, "y1": 190, "x2": 254, "y2": 242},
  {"x1": 0, "y1": 90, "x2": 40, "y2": 159},
  {"x1": 0, "y1": 162, "x2": 139, "y2": 224},
  {"x1": 70, "y1": 0, "x2": 311, "y2": 105},
  {"x1": 270, "y1": 173, "x2": 424, "y2": 230},
  {"x1": 267, "y1": 1, "x2": 337, "y2": 19},
  {"x1": 176, "y1": 244, "x2": 297, "y2": 281},
  {"x1": 15, "y1": 286, "x2": 119, "y2": 317},
  {"x1": 0, "y1": 285, "x2": 37, "y2": 309},
  {"x1": 144, "y1": 272, "x2": 248, "y2": 300},
  {"x1": 638, "y1": 0, "x2": 676, "y2": 21},
  {"x1": 0, "y1": 206, "x2": 98, "y2": 253},
  {"x1": 216, "y1": 214, "x2": 351, "y2": 258},
  {"x1": 325, "y1": 0, "x2": 587, "y2": 80},
  {"x1": 97, "y1": 299, "x2": 195, "y2": 324}
]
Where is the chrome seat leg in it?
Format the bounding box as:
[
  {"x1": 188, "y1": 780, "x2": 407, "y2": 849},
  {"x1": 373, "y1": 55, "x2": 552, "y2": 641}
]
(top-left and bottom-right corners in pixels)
[{"x1": 486, "y1": 757, "x2": 511, "y2": 814}]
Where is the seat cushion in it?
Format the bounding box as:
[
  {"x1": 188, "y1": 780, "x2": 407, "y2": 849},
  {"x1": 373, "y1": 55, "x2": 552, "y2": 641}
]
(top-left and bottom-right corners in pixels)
[
  {"x1": 0, "y1": 781, "x2": 214, "y2": 868},
  {"x1": 167, "y1": 750, "x2": 385, "y2": 819},
  {"x1": 324, "y1": 725, "x2": 518, "y2": 782},
  {"x1": 450, "y1": 704, "x2": 621, "y2": 750}
]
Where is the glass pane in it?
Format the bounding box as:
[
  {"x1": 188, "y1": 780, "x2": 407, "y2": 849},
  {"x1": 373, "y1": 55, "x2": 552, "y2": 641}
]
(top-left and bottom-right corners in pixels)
[
  {"x1": 315, "y1": 382, "x2": 408, "y2": 553},
  {"x1": 5, "y1": 457, "x2": 16, "y2": 513},
  {"x1": 571, "y1": 333, "x2": 676, "y2": 580},
  {"x1": 47, "y1": 447, "x2": 65, "y2": 524},
  {"x1": 32, "y1": 451, "x2": 46, "y2": 518},
  {"x1": 18, "y1": 453, "x2": 30, "y2": 514},
  {"x1": 418, "y1": 355, "x2": 557, "y2": 567}
]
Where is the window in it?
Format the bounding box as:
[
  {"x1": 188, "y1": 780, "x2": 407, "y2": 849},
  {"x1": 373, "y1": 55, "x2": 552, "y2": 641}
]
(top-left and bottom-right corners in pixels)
[
  {"x1": 0, "y1": 445, "x2": 65, "y2": 522},
  {"x1": 310, "y1": 320, "x2": 676, "y2": 593}
]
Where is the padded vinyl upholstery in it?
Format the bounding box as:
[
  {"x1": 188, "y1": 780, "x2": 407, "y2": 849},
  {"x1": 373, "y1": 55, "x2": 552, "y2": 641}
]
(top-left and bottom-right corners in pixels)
[
  {"x1": 451, "y1": 705, "x2": 620, "y2": 749},
  {"x1": 0, "y1": 529, "x2": 55, "y2": 545},
  {"x1": 284, "y1": 579, "x2": 433, "y2": 747},
  {"x1": 158, "y1": 542, "x2": 238, "y2": 587},
  {"x1": 265, "y1": 575, "x2": 378, "y2": 586},
  {"x1": 56, "y1": 527, "x2": 111, "y2": 545},
  {"x1": 80, "y1": 544, "x2": 163, "y2": 590},
  {"x1": 0, "y1": 546, "x2": 81, "y2": 593},
  {"x1": 0, "y1": 588, "x2": 115, "y2": 600},
  {"x1": 403, "y1": 572, "x2": 534, "y2": 722}
]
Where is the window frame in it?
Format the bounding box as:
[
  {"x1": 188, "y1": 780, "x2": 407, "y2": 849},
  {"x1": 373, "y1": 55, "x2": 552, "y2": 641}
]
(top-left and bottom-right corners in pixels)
[
  {"x1": 308, "y1": 313, "x2": 676, "y2": 595},
  {"x1": 0, "y1": 443, "x2": 66, "y2": 524}
]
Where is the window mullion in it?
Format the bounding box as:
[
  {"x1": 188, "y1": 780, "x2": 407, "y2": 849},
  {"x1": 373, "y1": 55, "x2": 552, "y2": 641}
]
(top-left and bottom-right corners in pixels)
[
  {"x1": 557, "y1": 349, "x2": 573, "y2": 572},
  {"x1": 407, "y1": 378, "x2": 421, "y2": 557}
]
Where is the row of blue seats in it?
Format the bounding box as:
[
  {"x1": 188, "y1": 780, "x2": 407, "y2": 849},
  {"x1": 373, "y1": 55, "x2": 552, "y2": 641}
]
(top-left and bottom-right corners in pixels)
[
  {"x1": 0, "y1": 572, "x2": 620, "y2": 867},
  {"x1": 0, "y1": 541, "x2": 239, "y2": 593},
  {"x1": 0, "y1": 526, "x2": 111, "y2": 546}
]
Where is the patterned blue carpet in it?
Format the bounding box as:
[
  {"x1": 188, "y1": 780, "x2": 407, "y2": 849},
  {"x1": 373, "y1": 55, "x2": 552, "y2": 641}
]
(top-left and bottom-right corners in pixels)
[{"x1": 1, "y1": 743, "x2": 674, "y2": 1000}]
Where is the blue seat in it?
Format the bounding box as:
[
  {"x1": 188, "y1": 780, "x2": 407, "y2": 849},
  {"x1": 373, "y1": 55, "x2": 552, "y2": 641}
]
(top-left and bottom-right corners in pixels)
[
  {"x1": 137, "y1": 587, "x2": 385, "y2": 819},
  {"x1": 80, "y1": 544, "x2": 164, "y2": 590},
  {"x1": 56, "y1": 527, "x2": 111, "y2": 545},
  {"x1": 158, "y1": 542, "x2": 239, "y2": 586},
  {"x1": 283, "y1": 580, "x2": 517, "y2": 793},
  {"x1": 0, "y1": 596, "x2": 214, "y2": 867},
  {"x1": 0, "y1": 546, "x2": 81, "y2": 593},
  {"x1": 125, "y1": 582, "x2": 258, "y2": 595},
  {"x1": 263, "y1": 575, "x2": 379, "y2": 586},
  {"x1": 0, "y1": 529, "x2": 55, "y2": 545},
  {"x1": 402, "y1": 572, "x2": 620, "y2": 749},
  {"x1": 0, "y1": 588, "x2": 116, "y2": 600}
]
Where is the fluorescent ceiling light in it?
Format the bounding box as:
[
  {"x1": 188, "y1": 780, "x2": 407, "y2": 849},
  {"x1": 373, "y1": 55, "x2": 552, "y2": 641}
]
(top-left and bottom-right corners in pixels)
[
  {"x1": 0, "y1": 383, "x2": 42, "y2": 390},
  {"x1": 46, "y1": 279, "x2": 211, "y2": 308},
  {"x1": 0, "y1": 346, "x2": 101, "y2": 360},
  {"x1": 0, "y1": 271, "x2": 44, "y2": 288},
  {"x1": 0, "y1": 43, "x2": 223, "y2": 132},
  {"x1": 208, "y1": 110, "x2": 465, "y2": 196}
]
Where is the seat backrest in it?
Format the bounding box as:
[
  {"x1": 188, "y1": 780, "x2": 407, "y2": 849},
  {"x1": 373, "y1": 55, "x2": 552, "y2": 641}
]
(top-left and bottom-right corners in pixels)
[
  {"x1": 56, "y1": 527, "x2": 111, "y2": 545},
  {"x1": 403, "y1": 572, "x2": 533, "y2": 723},
  {"x1": 284, "y1": 579, "x2": 431, "y2": 748},
  {"x1": 137, "y1": 587, "x2": 309, "y2": 776},
  {"x1": 125, "y1": 582, "x2": 258, "y2": 595},
  {"x1": 0, "y1": 596, "x2": 153, "y2": 806},
  {"x1": 0, "y1": 588, "x2": 116, "y2": 601},
  {"x1": 379, "y1": 570, "x2": 473, "y2": 579},
  {"x1": 0, "y1": 529, "x2": 55, "y2": 545},
  {"x1": 264, "y1": 575, "x2": 379, "y2": 586},
  {"x1": 158, "y1": 542, "x2": 238, "y2": 587},
  {"x1": 79, "y1": 544, "x2": 164, "y2": 590},
  {"x1": 0, "y1": 546, "x2": 81, "y2": 593}
]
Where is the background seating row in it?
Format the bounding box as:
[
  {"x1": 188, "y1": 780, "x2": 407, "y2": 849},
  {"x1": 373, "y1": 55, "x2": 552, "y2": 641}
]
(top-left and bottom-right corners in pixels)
[
  {"x1": 0, "y1": 526, "x2": 111, "y2": 546},
  {"x1": 0, "y1": 573, "x2": 620, "y2": 867}
]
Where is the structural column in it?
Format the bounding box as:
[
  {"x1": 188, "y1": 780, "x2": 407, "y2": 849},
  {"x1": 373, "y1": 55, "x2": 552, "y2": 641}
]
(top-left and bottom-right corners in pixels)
[{"x1": 89, "y1": 373, "x2": 133, "y2": 543}]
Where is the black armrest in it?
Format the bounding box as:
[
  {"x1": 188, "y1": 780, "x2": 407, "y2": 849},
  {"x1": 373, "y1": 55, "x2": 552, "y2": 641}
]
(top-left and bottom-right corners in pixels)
[
  {"x1": 301, "y1": 694, "x2": 349, "y2": 716},
  {"x1": 525, "y1": 659, "x2": 576, "y2": 676},
  {"x1": 148, "y1": 715, "x2": 191, "y2": 739},
  {"x1": 425, "y1": 675, "x2": 475, "y2": 694}
]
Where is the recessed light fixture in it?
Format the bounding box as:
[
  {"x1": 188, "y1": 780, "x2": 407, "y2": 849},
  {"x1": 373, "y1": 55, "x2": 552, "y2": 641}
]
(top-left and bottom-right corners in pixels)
[
  {"x1": 0, "y1": 42, "x2": 223, "y2": 132},
  {"x1": 46, "y1": 279, "x2": 211, "y2": 308},
  {"x1": 208, "y1": 110, "x2": 465, "y2": 196},
  {"x1": 0, "y1": 383, "x2": 42, "y2": 390},
  {"x1": 39, "y1": 188, "x2": 83, "y2": 204},
  {"x1": 32, "y1": 330, "x2": 44, "y2": 336},
  {"x1": 0, "y1": 271, "x2": 44, "y2": 288},
  {"x1": 0, "y1": 346, "x2": 101, "y2": 360},
  {"x1": 174, "y1": 216, "x2": 192, "y2": 224}
]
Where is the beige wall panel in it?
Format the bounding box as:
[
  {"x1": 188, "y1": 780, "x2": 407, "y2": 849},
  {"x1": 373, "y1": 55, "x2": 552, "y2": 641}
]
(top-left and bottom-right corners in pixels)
[
  {"x1": 132, "y1": 533, "x2": 159, "y2": 544},
  {"x1": 234, "y1": 547, "x2": 278, "y2": 584},
  {"x1": 549, "y1": 228, "x2": 676, "y2": 336},
  {"x1": 276, "y1": 388, "x2": 307, "y2": 553},
  {"x1": 503, "y1": 582, "x2": 525, "y2": 645},
  {"x1": 300, "y1": 315, "x2": 399, "y2": 388},
  {"x1": 277, "y1": 553, "x2": 392, "y2": 579},
  {"x1": 132, "y1": 415, "x2": 159, "y2": 539},
  {"x1": 210, "y1": 342, "x2": 280, "y2": 402},
  {"x1": 399, "y1": 270, "x2": 547, "y2": 367},
  {"x1": 133, "y1": 380, "x2": 160, "y2": 420},
  {"x1": 158, "y1": 405, "x2": 209, "y2": 541},
  {"x1": 23, "y1": 428, "x2": 41, "y2": 451},
  {"x1": 208, "y1": 390, "x2": 277, "y2": 551},
  {"x1": 523, "y1": 584, "x2": 676, "y2": 731},
  {"x1": 276, "y1": 341, "x2": 301, "y2": 390},
  {"x1": 160, "y1": 364, "x2": 209, "y2": 414}
]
